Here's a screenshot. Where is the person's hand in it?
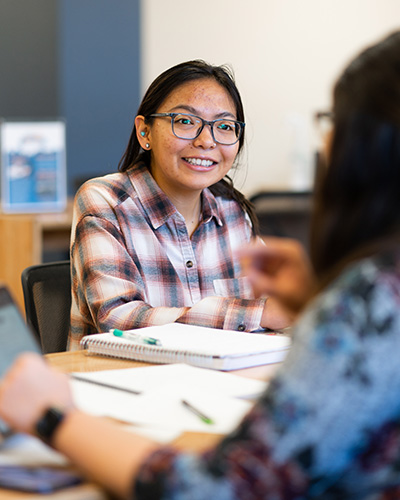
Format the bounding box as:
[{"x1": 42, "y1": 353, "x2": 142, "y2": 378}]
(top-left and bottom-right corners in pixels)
[
  {"x1": 0, "y1": 353, "x2": 74, "y2": 435},
  {"x1": 260, "y1": 296, "x2": 294, "y2": 330},
  {"x1": 239, "y1": 237, "x2": 316, "y2": 317}
]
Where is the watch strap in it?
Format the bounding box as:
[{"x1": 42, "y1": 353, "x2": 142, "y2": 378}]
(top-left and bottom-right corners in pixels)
[{"x1": 35, "y1": 407, "x2": 65, "y2": 446}]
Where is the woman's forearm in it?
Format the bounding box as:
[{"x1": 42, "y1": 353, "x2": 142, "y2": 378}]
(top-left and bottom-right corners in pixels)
[{"x1": 53, "y1": 410, "x2": 159, "y2": 499}]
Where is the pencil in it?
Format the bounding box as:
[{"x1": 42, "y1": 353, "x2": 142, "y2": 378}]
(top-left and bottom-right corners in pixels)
[{"x1": 181, "y1": 399, "x2": 214, "y2": 425}]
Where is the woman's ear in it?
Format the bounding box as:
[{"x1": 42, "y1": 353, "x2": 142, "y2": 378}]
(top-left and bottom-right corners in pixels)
[{"x1": 135, "y1": 115, "x2": 150, "y2": 150}]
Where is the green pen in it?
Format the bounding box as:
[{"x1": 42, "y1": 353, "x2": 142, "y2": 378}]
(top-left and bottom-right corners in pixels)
[
  {"x1": 111, "y1": 329, "x2": 162, "y2": 346},
  {"x1": 182, "y1": 399, "x2": 214, "y2": 425}
]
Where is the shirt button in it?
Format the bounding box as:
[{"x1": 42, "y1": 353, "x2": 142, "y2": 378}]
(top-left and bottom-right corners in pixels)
[
  {"x1": 186, "y1": 260, "x2": 194, "y2": 268},
  {"x1": 238, "y1": 324, "x2": 246, "y2": 331}
]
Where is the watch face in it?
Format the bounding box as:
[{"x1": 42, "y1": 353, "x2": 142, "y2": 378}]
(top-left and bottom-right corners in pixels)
[{"x1": 35, "y1": 408, "x2": 64, "y2": 444}]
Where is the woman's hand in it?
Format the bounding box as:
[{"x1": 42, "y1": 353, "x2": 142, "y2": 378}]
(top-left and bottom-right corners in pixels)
[
  {"x1": 260, "y1": 296, "x2": 294, "y2": 330},
  {"x1": 0, "y1": 353, "x2": 74, "y2": 435},
  {"x1": 239, "y1": 237, "x2": 316, "y2": 318}
]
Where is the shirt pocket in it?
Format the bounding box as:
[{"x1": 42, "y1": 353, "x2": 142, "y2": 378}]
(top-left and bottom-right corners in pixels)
[{"x1": 213, "y1": 277, "x2": 254, "y2": 299}]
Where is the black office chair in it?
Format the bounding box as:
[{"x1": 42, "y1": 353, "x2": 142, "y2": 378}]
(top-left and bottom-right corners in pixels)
[
  {"x1": 249, "y1": 191, "x2": 312, "y2": 250},
  {"x1": 21, "y1": 261, "x2": 71, "y2": 354}
]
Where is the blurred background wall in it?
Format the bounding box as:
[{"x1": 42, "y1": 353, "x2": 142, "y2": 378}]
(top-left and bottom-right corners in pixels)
[
  {"x1": 1, "y1": 0, "x2": 399, "y2": 197},
  {"x1": 0, "y1": 0, "x2": 141, "y2": 195},
  {"x1": 141, "y1": 0, "x2": 400, "y2": 196}
]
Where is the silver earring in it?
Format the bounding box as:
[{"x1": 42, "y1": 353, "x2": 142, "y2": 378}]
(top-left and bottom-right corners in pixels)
[{"x1": 145, "y1": 143, "x2": 150, "y2": 149}]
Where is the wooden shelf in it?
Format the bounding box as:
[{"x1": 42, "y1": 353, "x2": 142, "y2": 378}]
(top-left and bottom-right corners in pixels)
[{"x1": 0, "y1": 201, "x2": 73, "y2": 312}]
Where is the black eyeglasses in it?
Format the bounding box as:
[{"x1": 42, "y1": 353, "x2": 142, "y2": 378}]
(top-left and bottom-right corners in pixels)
[
  {"x1": 314, "y1": 111, "x2": 334, "y2": 132},
  {"x1": 147, "y1": 112, "x2": 245, "y2": 146}
]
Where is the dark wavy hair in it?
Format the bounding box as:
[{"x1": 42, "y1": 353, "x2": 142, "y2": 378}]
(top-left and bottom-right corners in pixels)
[
  {"x1": 118, "y1": 59, "x2": 258, "y2": 234},
  {"x1": 310, "y1": 31, "x2": 400, "y2": 277}
]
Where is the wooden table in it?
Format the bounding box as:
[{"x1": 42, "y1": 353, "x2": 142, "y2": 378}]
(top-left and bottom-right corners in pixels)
[{"x1": 0, "y1": 352, "x2": 281, "y2": 499}]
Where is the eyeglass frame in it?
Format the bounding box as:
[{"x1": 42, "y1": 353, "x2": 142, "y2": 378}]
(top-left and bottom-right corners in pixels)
[
  {"x1": 314, "y1": 111, "x2": 335, "y2": 143},
  {"x1": 314, "y1": 111, "x2": 334, "y2": 121},
  {"x1": 146, "y1": 112, "x2": 245, "y2": 146},
  {"x1": 314, "y1": 111, "x2": 335, "y2": 129}
]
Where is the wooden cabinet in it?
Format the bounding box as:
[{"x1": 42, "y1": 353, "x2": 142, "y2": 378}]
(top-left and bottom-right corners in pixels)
[{"x1": 0, "y1": 202, "x2": 73, "y2": 312}]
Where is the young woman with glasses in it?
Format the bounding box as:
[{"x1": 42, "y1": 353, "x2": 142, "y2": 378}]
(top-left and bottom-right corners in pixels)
[{"x1": 68, "y1": 60, "x2": 290, "y2": 349}]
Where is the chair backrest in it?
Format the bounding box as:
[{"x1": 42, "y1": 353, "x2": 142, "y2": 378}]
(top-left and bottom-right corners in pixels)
[{"x1": 21, "y1": 261, "x2": 71, "y2": 354}]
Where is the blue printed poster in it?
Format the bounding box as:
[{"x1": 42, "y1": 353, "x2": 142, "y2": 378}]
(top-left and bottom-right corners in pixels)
[{"x1": 1, "y1": 121, "x2": 66, "y2": 213}]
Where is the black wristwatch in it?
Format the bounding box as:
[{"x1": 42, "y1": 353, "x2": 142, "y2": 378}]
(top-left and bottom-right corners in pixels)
[{"x1": 35, "y1": 407, "x2": 65, "y2": 446}]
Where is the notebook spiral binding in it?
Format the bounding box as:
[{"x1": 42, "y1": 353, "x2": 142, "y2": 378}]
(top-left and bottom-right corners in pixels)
[{"x1": 81, "y1": 336, "x2": 217, "y2": 369}]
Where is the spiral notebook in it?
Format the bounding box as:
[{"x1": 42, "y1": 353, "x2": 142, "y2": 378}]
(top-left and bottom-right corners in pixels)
[{"x1": 80, "y1": 323, "x2": 291, "y2": 371}]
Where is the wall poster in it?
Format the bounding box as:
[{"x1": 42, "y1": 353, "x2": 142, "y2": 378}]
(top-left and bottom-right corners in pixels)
[{"x1": 0, "y1": 120, "x2": 66, "y2": 213}]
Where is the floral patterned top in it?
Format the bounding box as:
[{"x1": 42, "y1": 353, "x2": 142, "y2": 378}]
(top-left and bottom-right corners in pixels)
[{"x1": 134, "y1": 248, "x2": 400, "y2": 499}]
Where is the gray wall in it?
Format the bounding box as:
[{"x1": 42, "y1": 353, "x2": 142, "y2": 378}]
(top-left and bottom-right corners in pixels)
[
  {"x1": 0, "y1": 0, "x2": 141, "y2": 195},
  {"x1": 0, "y1": 0, "x2": 58, "y2": 117}
]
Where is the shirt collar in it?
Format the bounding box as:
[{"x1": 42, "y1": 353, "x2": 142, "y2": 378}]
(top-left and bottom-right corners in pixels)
[
  {"x1": 201, "y1": 187, "x2": 223, "y2": 226},
  {"x1": 127, "y1": 163, "x2": 223, "y2": 229}
]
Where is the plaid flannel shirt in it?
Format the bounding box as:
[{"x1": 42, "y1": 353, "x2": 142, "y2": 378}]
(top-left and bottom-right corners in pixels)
[{"x1": 69, "y1": 163, "x2": 265, "y2": 350}]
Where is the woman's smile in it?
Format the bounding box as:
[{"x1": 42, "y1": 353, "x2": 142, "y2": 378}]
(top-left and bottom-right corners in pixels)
[{"x1": 182, "y1": 156, "x2": 217, "y2": 170}]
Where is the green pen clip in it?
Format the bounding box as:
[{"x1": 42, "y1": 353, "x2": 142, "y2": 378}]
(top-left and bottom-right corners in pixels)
[{"x1": 112, "y1": 329, "x2": 162, "y2": 346}]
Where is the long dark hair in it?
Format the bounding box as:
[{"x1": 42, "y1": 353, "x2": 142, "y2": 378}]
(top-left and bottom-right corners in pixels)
[
  {"x1": 310, "y1": 31, "x2": 400, "y2": 278},
  {"x1": 118, "y1": 59, "x2": 258, "y2": 234}
]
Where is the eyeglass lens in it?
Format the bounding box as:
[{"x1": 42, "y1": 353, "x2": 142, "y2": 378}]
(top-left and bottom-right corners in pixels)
[{"x1": 172, "y1": 114, "x2": 241, "y2": 145}]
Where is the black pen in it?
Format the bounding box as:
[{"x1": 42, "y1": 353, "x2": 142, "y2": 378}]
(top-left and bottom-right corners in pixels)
[
  {"x1": 70, "y1": 374, "x2": 141, "y2": 395},
  {"x1": 182, "y1": 399, "x2": 214, "y2": 425}
]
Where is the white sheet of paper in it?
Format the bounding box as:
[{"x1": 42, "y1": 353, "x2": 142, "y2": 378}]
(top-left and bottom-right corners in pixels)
[
  {"x1": 71, "y1": 379, "x2": 253, "y2": 434},
  {"x1": 72, "y1": 363, "x2": 267, "y2": 399},
  {"x1": 70, "y1": 364, "x2": 267, "y2": 436},
  {"x1": 0, "y1": 433, "x2": 68, "y2": 467}
]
